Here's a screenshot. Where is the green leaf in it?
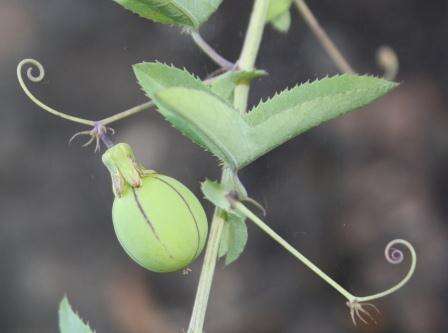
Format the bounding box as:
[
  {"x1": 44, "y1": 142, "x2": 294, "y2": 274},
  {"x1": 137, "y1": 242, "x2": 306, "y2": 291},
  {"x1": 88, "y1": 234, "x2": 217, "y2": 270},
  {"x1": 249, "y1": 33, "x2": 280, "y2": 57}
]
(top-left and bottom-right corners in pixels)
[
  {"x1": 270, "y1": 10, "x2": 291, "y2": 33},
  {"x1": 154, "y1": 87, "x2": 252, "y2": 168},
  {"x1": 245, "y1": 74, "x2": 396, "y2": 126},
  {"x1": 218, "y1": 221, "x2": 229, "y2": 257},
  {"x1": 201, "y1": 179, "x2": 232, "y2": 211},
  {"x1": 59, "y1": 296, "x2": 94, "y2": 333},
  {"x1": 112, "y1": 0, "x2": 223, "y2": 29},
  {"x1": 267, "y1": 0, "x2": 292, "y2": 21},
  {"x1": 134, "y1": 62, "x2": 225, "y2": 161},
  {"x1": 219, "y1": 214, "x2": 248, "y2": 265},
  {"x1": 242, "y1": 75, "x2": 398, "y2": 167},
  {"x1": 134, "y1": 63, "x2": 397, "y2": 169},
  {"x1": 134, "y1": 62, "x2": 209, "y2": 97},
  {"x1": 209, "y1": 70, "x2": 267, "y2": 102},
  {"x1": 202, "y1": 179, "x2": 248, "y2": 265}
]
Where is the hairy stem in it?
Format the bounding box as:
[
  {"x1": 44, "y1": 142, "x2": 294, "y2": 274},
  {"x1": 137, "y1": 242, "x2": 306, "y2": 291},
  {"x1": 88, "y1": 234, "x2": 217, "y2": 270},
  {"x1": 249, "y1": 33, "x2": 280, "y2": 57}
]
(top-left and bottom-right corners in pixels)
[
  {"x1": 187, "y1": 2, "x2": 269, "y2": 332},
  {"x1": 294, "y1": 0, "x2": 355, "y2": 74}
]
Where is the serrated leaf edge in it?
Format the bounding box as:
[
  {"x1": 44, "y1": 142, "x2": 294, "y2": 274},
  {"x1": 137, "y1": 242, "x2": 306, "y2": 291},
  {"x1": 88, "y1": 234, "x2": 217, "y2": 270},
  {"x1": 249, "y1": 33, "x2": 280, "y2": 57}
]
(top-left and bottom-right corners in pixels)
[
  {"x1": 59, "y1": 296, "x2": 95, "y2": 333},
  {"x1": 113, "y1": 0, "x2": 198, "y2": 28},
  {"x1": 246, "y1": 74, "x2": 397, "y2": 124}
]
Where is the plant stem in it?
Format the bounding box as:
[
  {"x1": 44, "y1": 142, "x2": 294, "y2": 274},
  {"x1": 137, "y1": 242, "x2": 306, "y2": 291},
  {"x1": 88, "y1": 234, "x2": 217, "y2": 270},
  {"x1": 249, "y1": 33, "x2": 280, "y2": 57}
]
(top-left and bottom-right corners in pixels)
[
  {"x1": 191, "y1": 32, "x2": 235, "y2": 70},
  {"x1": 294, "y1": 0, "x2": 355, "y2": 74},
  {"x1": 100, "y1": 101, "x2": 154, "y2": 125},
  {"x1": 186, "y1": 224, "x2": 222, "y2": 331},
  {"x1": 187, "y1": 2, "x2": 269, "y2": 332},
  {"x1": 235, "y1": 202, "x2": 354, "y2": 301},
  {"x1": 187, "y1": 169, "x2": 229, "y2": 333},
  {"x1": 234, "y1": 0, "x2": 270, "y2": 113}
]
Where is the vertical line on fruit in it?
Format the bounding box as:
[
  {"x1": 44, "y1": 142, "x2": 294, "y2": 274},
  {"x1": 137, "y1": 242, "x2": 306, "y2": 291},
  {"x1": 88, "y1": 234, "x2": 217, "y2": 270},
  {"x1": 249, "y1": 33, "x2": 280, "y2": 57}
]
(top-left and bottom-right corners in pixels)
[
  {"x1": 132, "y1": 188, "x2": 175, "y2": 260},
  {"x1": 153, "y1": 175, "x2": 202, "y2": 261}
]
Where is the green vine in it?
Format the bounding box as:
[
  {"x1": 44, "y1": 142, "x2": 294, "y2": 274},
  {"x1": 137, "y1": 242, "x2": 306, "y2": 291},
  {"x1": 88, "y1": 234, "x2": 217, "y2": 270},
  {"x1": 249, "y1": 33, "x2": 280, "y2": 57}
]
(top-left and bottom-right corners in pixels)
[{"x1": 17, "y1": 0, "x2": 412, "y2": 332}]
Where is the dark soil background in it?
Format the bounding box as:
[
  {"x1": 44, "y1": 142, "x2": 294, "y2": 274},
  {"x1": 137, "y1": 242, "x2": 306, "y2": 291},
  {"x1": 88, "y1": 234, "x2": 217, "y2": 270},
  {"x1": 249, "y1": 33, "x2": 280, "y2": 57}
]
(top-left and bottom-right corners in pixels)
[{"x1": 1, "y1": 1, "x2": 447, "y2": 332}]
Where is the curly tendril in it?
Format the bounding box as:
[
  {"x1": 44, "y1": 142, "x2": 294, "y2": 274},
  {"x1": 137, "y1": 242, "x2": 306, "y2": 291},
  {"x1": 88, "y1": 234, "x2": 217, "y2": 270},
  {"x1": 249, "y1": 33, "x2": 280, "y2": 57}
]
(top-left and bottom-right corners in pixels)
[
  {"x1": 344, "y1": 239, "x2": 417, "y2": 325},
  {"x1": 17, "y1": 58, "x2": 229, "y2": 132},
  {"x1": 17, "y1": 59, "x2": 95, "y2": 126},
  {"x1": 386, "y1": 243, "x2": 404, "y2": 264},
  {"x1": 376, "y1": 46, "x2": 399, "y2": 81},
  {"x1": 25, "y1": 59, "x2": 45, "y2": 82},
  {"x1": 17, "y1": 59, "x2": 156, "y2": 130},
  {"x1": 231, "y1": 201, "x2": 417, "y2": 326},
  {"x1": 353, "y1": 239, "x2": 417, "y2": 303}
]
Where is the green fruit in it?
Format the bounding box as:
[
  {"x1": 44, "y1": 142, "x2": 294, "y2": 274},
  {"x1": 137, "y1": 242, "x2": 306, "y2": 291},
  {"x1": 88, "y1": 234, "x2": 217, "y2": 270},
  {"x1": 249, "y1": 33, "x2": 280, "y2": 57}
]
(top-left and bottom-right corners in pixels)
[{"x1": 102, "y1": 143, "x2": 208, "y2": 273}]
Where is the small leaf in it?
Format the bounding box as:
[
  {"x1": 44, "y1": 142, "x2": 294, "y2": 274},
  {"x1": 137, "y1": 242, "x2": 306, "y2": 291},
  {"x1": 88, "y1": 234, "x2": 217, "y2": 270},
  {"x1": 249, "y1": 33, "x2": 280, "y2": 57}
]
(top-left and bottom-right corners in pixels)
[
  {"x1": 218, "y1": 220, "x2": 229, "y2": 258},
  {"x1": 219, "y1": 214, "x2": 248, "y2": 265},
  {"x1": 209, "y1": 70, "x2": 267, "y2": 102},
  {"x1": 202, "y1": 179, "x2": 248, "y2": 265},
  {"x1": 201, "y1": 179, "x2": 232, "y2": 211},
  {"x1": 59, "y1": 296, "x2": 94, "y2": 333},
  {"x1": 112, "y1": 0, "x2": 223, "y2": 29},
  {"x1": 154, "y1": 87, "x2": 252, "y2": 168},
  {"x1": 267, "y1": 0, "x2": 292, "y2": 21},
  {"x1": 270, "y1": 10, "x2": 291, "y2": 33}
]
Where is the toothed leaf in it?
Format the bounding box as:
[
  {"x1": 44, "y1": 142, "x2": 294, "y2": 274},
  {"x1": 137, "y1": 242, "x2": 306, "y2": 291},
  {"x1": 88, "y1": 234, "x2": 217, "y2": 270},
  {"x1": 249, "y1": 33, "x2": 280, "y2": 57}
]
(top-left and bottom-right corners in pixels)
[
  {"x1": 154, "y1": 88, "x2": 252, "y2": 168},
  {"x1": 134, "y1": 62, "x2": 208, "y2": 97},
  {"x1": 134, "y1": 63, "x2": 397, "y2": 169},
  {"x1": 59, "y1": 296, "x2": 94, "y2": 333},
  {"x1": 267, "y1": 0, "x2": 292, "y2": 21},
  {"x1": 134, "y1": 62, "x2": 222, "y2": 158},
  {"x1": 270, "y1": 10, "x2": 291, "y2": 33},
  {"x1": 241, "y1": 75, "x2": 398, "y2": 167},
  {"x1": 245, "y1": 75, "x2": 397, "y2": 126},
  {"x1": 112, "y1": 0, "x2": 223, "y2": 29},
  {"x1": 209, "y1": 70, "x2": 267, "y2": 102}
]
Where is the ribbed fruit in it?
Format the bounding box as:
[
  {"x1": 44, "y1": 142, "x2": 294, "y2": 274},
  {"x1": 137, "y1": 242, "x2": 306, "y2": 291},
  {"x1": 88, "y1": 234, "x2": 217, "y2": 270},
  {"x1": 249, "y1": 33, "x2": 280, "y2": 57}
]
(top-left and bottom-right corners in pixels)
[{"x1": 112, "y1": 174, "x2": 208, "y2": 273}]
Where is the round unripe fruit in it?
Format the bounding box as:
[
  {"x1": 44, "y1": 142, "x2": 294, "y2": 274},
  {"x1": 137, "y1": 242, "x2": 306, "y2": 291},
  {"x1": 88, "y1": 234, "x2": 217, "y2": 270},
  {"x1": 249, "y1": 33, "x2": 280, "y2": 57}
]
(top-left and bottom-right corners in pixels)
[{"x1": 112, "y1": 174, "x2": 208, "y2": 273}]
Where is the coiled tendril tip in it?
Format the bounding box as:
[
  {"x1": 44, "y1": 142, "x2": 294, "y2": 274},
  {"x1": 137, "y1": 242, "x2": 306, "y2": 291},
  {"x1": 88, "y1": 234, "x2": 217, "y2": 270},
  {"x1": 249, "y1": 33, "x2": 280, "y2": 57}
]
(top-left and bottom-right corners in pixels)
[
  {"x1": 23, "y1": 59, "x2": 45, "y2": 82},
  {"x1": 17, "y1": 58, "x2": 157, "y2": 142},
  {"x1": 346, "y1": 239, "x2": 416, "y2": 325},
  {"x1": 17, "y1": 59, "x2": 95, "y2": 126},
  {"x1": 385, "y1": 239, "x2": 406, "y2": 264},
  {"x1": 376, "y1": 46, "x2": 399, "y2": 81}
]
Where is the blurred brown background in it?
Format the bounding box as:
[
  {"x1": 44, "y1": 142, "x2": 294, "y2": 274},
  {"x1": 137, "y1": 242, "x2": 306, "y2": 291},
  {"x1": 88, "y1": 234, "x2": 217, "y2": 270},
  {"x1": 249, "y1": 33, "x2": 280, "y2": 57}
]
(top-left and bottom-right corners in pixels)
[{"x1": 1, "y1": 0, "x2": 447, "y2": 332}]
